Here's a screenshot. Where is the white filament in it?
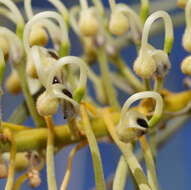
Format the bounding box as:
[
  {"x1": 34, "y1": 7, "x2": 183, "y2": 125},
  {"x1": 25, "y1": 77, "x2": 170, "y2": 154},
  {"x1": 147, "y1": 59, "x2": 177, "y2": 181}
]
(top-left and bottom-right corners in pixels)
[
  {"x1": 141, "y1": 10, "x2": 173, "y2": 56},
  {"x1": 185, "y1": 0, "x2": 191, "y2": 28},
  {"x1": 24, "y1": 0, "x2": 33, "y2": 20},
  {"x1": 46, "y1": 56, "x2": 88, "y2": 91},
  {"x1": 0, "y1": 0, "x2": 24, "y2": 26},
  {"x1": 48, "y1": 0, "x2": 68, "y2": 20},
  {"x1": 0, "y1": 27, "x2": 23, "y2": 59},
  {"x1": 121, "y1": 91, "x2": 163, "y2": 123},
  {"x1": 80, "y1": 0, "x2": 88, "y2": 10},
  {"x1": 23, "y1": 11, "x2": 69, "y2": 53},
  {"x1": 0, "y1": 7, "x2": 16, "y2": 23}
]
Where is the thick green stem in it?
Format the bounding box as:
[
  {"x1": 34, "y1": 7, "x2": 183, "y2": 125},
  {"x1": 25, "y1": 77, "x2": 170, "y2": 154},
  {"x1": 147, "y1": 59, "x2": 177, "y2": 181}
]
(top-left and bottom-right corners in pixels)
[
  {"x1": 97, "y1": 48, "x2": 120, "y2": 110},
  {"x1": 15, "y1": 61, "x2": 45, "y2": 127},
  {"x1": 5, "y1": 131, "x2": 16, "y2": 190},
  {"x1": 1, "y1": 113, "x2": 189, "y2": 154}
]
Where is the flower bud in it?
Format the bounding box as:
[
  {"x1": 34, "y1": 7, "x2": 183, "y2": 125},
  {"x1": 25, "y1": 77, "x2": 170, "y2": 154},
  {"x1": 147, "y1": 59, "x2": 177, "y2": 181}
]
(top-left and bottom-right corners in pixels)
[
  {"x1": 0, "y1": 35, "x2": 9, "y2": 60},
  {"x1": 26, "y1": 58, "x2": 38, "y2": 78},
  {"x1": 5, "y1": 70, "x2": 21, "y2": 94},
  {"x1": 36, "y1": 91, "x2": 59, "y2": 116},
  {"x1": 109, "y1": 11, "x2": 129, "y2": 36},
  {"x1": 29, "y1": 24, "x2": 48, "y2": 47},
  {"x1": 181, "y1": 55, "x2": 191, "y2": 75},
  {"x1": 133, "y1": 55, "x2": 156, "y2": 78},
  {"x1": 117, "y1": 110, "x2": 148, "y2": 143},
  {"x1": 79, "y1": 8, "x2": 98, "y2": 36},
  {"x1": 182, "y1": 28, "x2": 191, "y2": 52}
]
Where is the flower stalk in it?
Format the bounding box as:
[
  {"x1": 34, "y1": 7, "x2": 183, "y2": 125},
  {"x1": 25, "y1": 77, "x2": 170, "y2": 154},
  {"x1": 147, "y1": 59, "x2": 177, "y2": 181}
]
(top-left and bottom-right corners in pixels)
[{"x1": 80, "y1": 104, "x2": 106, "y2": 190}]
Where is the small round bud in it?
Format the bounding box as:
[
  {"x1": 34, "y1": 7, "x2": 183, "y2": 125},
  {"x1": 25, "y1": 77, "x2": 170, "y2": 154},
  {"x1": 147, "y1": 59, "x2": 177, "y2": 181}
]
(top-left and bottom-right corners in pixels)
[
  {"x1": 0, "y1": 35, "x2": 9, "y2": 60},
  {"x1": 28, "y1": 170, "x2": 41, "y2": 188},
  {"x1": 133, "y1": 55, "x2": 156, "y2": 78},
  {"x1": 117, "y1": 110, "x2": 148, "y2": 143},
  {"x1": 36, "y1": 91, "x2": 59, "y2": 116},
  {"x1": 181, "y1": 55, "x2": 191, "y2": 75},
  {"x1": 79, "y1": 8, "x2": 98, "y2": 36},
  {"x1": 29, "y1": 24, "x2": 48, "y2": 47},
  {"x1": 0, "y1": 164, "x2": 7, "y2": 178},
  {"x1": 182, "y1": 28, "x2": 191, "y2": 52},
  {"x1": 109, "y1": 11, "x2": 129, "y2": 35},
  {"x1": 5, "y1": 70, "x2": 21, "y2": 94}
]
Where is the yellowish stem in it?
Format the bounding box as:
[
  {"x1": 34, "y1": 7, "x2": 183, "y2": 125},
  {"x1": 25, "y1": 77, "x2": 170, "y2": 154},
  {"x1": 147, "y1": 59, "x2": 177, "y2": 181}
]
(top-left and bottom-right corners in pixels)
[
  {"x1": 5, "y1": 129, "x2": 17, "y2": 190},
  {"x1": 60, "y1": 142, "x2": 86, "y2": 190},
  {"x1": 139, "y1": 136, "x2": 159, "y2": 190},
  {"x1": 80, "y1": 104, "x2": 106, "y2": 190},
  {"x1": 102, "y1": 109, "x2": 151, "y2": 190},
  {"x1": 45, "y1": 116, "x2": 57, "y2": 190},
  {"x1": 13, "y1": 173, "x2": 28, "y2": 190}
]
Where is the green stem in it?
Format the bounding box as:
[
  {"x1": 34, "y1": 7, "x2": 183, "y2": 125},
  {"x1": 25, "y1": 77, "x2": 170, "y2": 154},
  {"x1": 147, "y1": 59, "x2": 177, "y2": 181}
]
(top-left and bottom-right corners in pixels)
[
  {"x1": 67, "y1": 118, "x2": 80, "y2": 140},
  {"x1": 102, "y1": 109, "x2": 151, "y2": 190},
  {"x1": 140, "y1": 136, "x2": 160, "y2": 190},
  {"x1": 13, "y1": 173, "x2": 28, "y2": 190},
  {"x1": 8, "y1": 102, "x2": 29, "y2": 124},
  {"x1": 113, "y1": 156, "x2": 128, "y2": 190},
  {"x1": 144, "y1": 79, "x2": 151, "y2": 90},
  {"x1": 96, "y1": 115, "x2": 190, "y2": 189},
  {"x1": 92, "y1": 0, "x2": 105, "y2": 16},
  {"x1": 0, "y1": 55, "x2": 5, "y2": 132},
  {"x1": 154, "y1": 77, "x2": 164, "y2": 91},
  {"x1": 149, "y1": 131, "x2": 157, "y2": 158},
  {"x1": 140, "y1": 0, "x2": 149, "y2": 23},
  {"x1": 60, "y1": 142, "x2": 86, "y2": 190},
  {"x1": 45, "y1": 116, "x2": 58, "y2": 190},
  {"x1": 112, "y1": 57, "x2": 144, "y2": 91},
  {"x1": 97, "y1": 48, "x2": 120, "y2": 110},
  {"x1": 15, "y1": 60, "x2": 45, "y2": 127},
  {"x1": 1, "y1": 113, "x2": 189, "y2": 154},
  {"x1": 80, "y1": 104, "x2": 106, "y2": 190}
]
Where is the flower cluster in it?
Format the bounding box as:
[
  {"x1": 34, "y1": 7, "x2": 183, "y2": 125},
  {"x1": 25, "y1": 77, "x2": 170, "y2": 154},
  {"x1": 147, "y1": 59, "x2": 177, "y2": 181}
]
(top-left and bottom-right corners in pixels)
[{"x1": 0, "y1": 0, "x2": 190, "y2": 190}]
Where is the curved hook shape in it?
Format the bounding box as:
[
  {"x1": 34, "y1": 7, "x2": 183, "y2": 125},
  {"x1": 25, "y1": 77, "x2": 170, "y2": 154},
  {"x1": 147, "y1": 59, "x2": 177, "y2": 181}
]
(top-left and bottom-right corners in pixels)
[
  {"x1": 31, "y1": 46, "x2": 88, "y2": 103},
  {"x1": 0, "y1": 27, "x2": 24, "y2": 62},
  {"x1": 141, "y1": 10, "x2": 173, "y2": 55},
  {"x1": 121, "y1": 91, "x2": 163, "y2": 127},
  {"x1": 46, "y1": 56, "x2": 87, "y2": 93},
  {"x1": 0, "y1": 0, "x2": 24, "y2": 26},
  {"x1": 23, "y1": 11, "x2": 69, "y2": 53}
]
